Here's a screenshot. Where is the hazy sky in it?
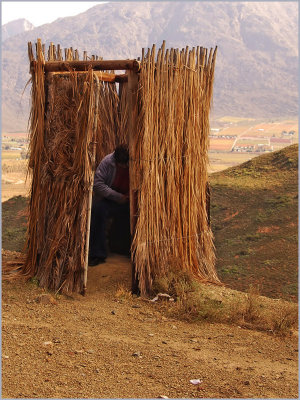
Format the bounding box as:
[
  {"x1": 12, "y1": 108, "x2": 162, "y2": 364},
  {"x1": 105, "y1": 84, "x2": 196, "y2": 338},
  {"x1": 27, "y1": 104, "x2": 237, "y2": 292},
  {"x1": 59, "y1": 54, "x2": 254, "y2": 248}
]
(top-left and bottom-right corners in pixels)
[{"x1": 1, "y1": 1, "x2": 106, "y2": 26}]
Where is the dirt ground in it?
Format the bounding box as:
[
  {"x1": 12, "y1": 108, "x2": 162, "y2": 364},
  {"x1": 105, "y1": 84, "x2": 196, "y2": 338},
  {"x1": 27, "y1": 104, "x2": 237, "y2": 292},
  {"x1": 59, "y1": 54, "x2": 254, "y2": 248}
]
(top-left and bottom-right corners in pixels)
[{"x1": 2, "y1": 254, "x2": 298, "y2": 399}]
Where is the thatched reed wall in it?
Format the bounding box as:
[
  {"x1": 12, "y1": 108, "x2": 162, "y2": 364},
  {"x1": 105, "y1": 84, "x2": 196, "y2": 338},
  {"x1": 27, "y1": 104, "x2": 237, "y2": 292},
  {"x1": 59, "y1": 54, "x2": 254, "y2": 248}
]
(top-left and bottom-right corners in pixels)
[
  {"x1": 94, "y1": 80, "x2": 128, "y2": 165},
  {"x1": 131, "y1": 44, "x2": 220, "y2": 294},
  {"x1": 24, "y1": 41, "x2": 127, "y2": 293},
  {"x1": 24, "y1": 39, "x2": 220, "y2": 295}
]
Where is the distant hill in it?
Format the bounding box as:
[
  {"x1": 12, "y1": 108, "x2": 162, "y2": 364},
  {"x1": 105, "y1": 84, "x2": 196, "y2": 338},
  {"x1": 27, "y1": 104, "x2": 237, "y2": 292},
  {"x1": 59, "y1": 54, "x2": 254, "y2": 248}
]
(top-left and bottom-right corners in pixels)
[
  {"x1": 210, "y1": 144, "x2": 298, "y2": 301},
  {"x1": 2, "y1": 18, "x2": 35, "y2": 42},
  {"x1": 2, "y1": 1, "x2": 298, "y2": 132}
]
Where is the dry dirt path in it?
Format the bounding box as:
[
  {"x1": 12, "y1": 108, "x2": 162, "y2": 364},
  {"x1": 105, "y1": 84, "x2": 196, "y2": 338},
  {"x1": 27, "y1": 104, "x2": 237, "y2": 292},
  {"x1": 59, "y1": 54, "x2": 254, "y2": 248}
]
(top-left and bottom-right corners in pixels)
[{"x1": 2, "y1": 255, "x2": 298, "y2": 399}]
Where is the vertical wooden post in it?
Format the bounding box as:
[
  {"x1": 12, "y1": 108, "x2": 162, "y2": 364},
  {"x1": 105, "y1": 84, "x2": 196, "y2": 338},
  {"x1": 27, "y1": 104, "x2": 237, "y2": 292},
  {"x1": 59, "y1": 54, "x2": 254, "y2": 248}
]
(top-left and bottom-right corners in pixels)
[
  {"x1": 127, "y1": 69, "x2": 140, "y2": 295},
  {"x1": 82, "y1": 73, "x2": 100, "y2": 296}
]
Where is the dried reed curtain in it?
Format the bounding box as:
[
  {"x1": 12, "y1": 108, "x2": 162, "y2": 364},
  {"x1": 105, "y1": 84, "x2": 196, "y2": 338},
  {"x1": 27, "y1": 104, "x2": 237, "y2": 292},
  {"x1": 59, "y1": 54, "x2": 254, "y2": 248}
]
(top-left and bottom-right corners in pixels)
[
  {"x1": 94, "y1": 79, "x2": 128, "y2": 165},
  {"x1": 131, "y1": 44, "x2": 220, "y2": 294},
  {"x1": 24, "y1": 41, "x2": 126, "y2": 293}
]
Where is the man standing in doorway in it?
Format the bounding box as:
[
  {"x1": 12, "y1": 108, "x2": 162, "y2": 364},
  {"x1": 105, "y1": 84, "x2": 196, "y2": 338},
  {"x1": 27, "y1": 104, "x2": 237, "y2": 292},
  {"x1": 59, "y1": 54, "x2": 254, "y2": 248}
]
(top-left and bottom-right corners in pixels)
[{"x1": 88, "y1": 144, "x2": 130, "y2": 266}]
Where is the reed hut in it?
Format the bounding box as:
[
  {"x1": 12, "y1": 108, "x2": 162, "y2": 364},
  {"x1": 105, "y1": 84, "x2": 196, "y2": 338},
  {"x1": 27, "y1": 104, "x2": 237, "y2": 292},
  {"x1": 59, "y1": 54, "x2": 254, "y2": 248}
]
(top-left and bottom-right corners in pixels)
[{"x1": 24, "y1": 38, "x2": 220, "y2": 296}]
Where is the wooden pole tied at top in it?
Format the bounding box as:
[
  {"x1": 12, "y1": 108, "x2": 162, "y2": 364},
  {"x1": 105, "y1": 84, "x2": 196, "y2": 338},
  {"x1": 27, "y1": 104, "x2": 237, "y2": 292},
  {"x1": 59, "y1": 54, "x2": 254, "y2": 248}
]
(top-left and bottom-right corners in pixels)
[
  {"x1": 47, "y1": 71, "x2": 128, "y2": 83},
  {"x1": 35, "y1": 59, "x2": 141, "y2": 73}
]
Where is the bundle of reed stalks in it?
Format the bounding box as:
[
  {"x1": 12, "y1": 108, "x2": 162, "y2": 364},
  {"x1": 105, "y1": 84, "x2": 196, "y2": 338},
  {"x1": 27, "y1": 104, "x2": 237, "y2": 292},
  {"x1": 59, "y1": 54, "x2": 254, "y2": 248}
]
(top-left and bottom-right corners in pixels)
[
  {"x1": 24, "y1": 40, "x2": 129, "y2": 293},
  {"x1": 131, "y1": 43, "x2": 220, "y2": 295},
  {"x1": 24, "y1": 69, "x2": 95, "y2": 292},
  {"x1": 94, "y1": 78, "x2": 128, "y2": 165}
]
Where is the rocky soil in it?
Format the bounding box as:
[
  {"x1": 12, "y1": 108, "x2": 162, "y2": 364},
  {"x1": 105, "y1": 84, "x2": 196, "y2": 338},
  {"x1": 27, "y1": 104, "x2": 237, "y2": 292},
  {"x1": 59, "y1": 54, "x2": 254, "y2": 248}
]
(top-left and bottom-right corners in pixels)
[{"x1": 2, "y1": 254, "x2": 298, "y2": 399}]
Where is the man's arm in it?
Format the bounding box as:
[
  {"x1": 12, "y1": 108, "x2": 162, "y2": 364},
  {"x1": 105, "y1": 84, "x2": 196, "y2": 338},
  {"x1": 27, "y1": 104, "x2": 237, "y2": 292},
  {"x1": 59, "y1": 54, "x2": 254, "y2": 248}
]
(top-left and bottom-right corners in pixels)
[{"x1": 93, "y1": 159, "x2": 127, "y2": 204}]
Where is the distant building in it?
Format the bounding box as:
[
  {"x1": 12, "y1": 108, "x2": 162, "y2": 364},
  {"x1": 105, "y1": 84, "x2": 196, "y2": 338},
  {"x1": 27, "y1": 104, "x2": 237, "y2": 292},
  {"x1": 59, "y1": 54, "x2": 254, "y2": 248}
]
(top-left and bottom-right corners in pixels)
[{"x1": 281, "y1": 130, "x2": 296, "y2": 137}]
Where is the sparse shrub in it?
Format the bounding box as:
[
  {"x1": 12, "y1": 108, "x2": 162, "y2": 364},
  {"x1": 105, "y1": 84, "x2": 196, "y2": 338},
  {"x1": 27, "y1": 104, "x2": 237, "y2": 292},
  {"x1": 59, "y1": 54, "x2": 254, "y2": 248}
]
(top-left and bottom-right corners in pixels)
[
  {"x1": 284, "y1": 157, "x2": 297, "y2": 169},
  {"x1": 268, "y1": 302, "x2": 298, "y2": 336},
  {"x1": 115, "y1": 284, "x2": 132, "y2": 300},
  {"x1": 170, "y1": 288, "x2": 225, "y2": 322},
  {"x1": 224, "y1": 296, "x2": 247, "y2": 324},
  {"x1": 152, "y1": 274, "x2": 172, "y2": 294},
  {"x1": 153, "y1": 265, "x2": 199, "y2": 301},
  {"x1": 221, "y1": 265, "x2": 239, "y2": 275},
  {"x1": 196, "y1": 297, "x2": 224, "y2": 321},
  {"x1": 243, "y1": 284, "x2": 262, "y2": 323},
  {"x1": 153, "y1": 263, "x2": 222, "y2": 321},
  {"x1": 152, "y1": 268, "x2": 298, "y2": 336},
  {"x1": 245, "y1": 233, "x2": 262, "y2": 241},
  {"x1": 29, "y1": 277, "x2": 39, "y2": 287},
  {"x1": 263, "y1": 260, "x2": 272, "y2": 265},
  {"x1": 255, "y1": 213, "x2": 267, "y2": 223},
  {"x1": 265, "y1": 195, "x2": 291, "y2": 208},
  {"x1": 282, "y1": 282, "x2": 298, "y2": 297}
]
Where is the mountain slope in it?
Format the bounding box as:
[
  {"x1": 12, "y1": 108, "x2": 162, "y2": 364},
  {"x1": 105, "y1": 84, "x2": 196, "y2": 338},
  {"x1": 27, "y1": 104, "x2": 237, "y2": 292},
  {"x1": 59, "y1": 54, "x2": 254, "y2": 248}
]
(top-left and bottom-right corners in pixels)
[
  {"x1": 2, "y1": 18, "x2": 35, "y2": 42},
  {"x1": 2, "y1": 1, "x2": 298, "y2": 132},
  {"x1": 210, "y1": 144, "x2": 298, "y2": 301}
]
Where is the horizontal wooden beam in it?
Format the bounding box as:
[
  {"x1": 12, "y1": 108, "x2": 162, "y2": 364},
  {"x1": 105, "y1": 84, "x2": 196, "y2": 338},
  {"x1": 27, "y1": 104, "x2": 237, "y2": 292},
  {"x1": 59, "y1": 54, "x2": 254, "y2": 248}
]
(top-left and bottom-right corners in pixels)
[
  {"x1": 31, "y1": 59, "x2": 140, "y2": 73},
  {"x1": 48, "y1": 71, "x2": 128, "y2": 83}
]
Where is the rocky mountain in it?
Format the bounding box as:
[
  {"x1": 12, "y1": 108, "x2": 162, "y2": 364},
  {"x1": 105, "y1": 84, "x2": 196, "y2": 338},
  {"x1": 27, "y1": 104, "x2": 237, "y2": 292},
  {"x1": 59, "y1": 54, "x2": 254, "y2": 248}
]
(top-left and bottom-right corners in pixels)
[
  {"x1": 2, "y1": 1, "x2": 298, "y2": 132},
  {"x1": 2, "y1": 18, "x2": 35, "y2": 42}
]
